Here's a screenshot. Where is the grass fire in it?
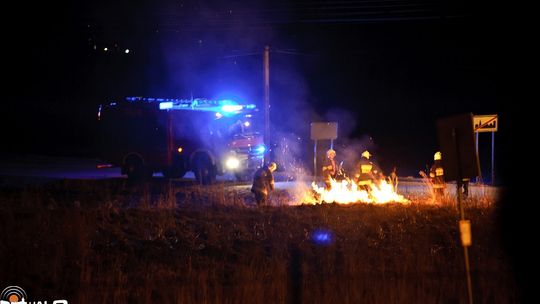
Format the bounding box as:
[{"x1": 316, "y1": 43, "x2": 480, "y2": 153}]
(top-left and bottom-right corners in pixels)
[{"x1": 307, "y1": 178, "x2": 409, "y2": 204}]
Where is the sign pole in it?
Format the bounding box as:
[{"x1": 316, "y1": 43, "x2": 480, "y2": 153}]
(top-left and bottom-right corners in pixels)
[
  {"x1": 437, "y1": 114, "x2": 479, "y2": 304},
  {"x1": 452, "y1": 128, "x2": 474, "y2": 304},
  {"x1": 475, "y1": 132, "x2": 479, "y2": 155},
  {"x1": 310, "y1": 122, "x2": 338, "y2": 182},
  {"x1": 473, "y1": 114, "x2": 498, "y2": 185},
  {"x1": 491, "y1": 131, "x2": 495, "y2": 185},
  {"x1": 313, "y1": 140, "x2": 318, "y2": 180},
  {"x1": 263, "y1": 46, "x2": 270, "y2": 164},
  {"x1": 475, "y1": 133, "x2": 481, "y2": 184}
]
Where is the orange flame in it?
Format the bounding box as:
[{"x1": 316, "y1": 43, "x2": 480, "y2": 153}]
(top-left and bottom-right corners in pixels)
[{"x1": 303, "y1": 178, "x2": 409, "y2": 204}]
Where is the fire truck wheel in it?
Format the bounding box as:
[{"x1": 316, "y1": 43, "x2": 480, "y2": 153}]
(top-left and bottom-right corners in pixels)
[
  {"x1": 193, "y1": 153, "x2": 215, "y2": 185},
  {"x1": 125, "y1": 155, "x2": 151, "y2": 180}
]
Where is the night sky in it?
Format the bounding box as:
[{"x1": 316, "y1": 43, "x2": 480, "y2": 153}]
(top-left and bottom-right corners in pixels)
[{"x1": 4, "y1": 0, "x2": 507, "y2": 178}]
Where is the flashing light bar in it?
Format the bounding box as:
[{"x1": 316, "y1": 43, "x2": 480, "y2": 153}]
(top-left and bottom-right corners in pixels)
[
  {"x1": 221, "y1": 105, "x2": 243, "y2": 112},
  {"x1": 125, "y1": 97, "x2": 258, "y2": 114},
  {"x1": 159, "y1": 102, "x2": 173, "y2": 110}
]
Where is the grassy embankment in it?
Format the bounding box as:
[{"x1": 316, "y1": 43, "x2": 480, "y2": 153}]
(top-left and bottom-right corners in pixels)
[{"x1": 0, "y1": 178, "x2": 517, "y2": 303}]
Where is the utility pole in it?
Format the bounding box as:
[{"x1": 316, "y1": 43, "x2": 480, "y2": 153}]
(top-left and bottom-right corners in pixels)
[{"x1": 264, "y1": 45, "x2": 270, "y2": 164}]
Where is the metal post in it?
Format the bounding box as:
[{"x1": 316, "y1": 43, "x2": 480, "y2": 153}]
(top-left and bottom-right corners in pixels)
[
  {"x1": 475, "y1": 132, "x2": 482, "y2": 184},
  {"x1": 475, "y1": 132, "x2": 479, "y2": 156},
  {"x1": 313, "y1": 140, "x2": 318, "y2": 179},
  {"x1": 264, "y1": 46, "x2": 270, "y2": 164},
  {"x1": 452, "y1": 128, "x2": 474, "y2": 304},
  {"x1": 491, "y1": 131, "x2": 495, "y2": 185},
  {"x1": 330, "y1": 139, "x2": 334, "y2": 150}
]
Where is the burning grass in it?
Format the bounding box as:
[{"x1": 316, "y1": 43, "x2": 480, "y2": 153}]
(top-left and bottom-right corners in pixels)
[
  {"x1": 0, "y1": 178, "x2": 517, "y2": 303},
  {"x1": 307, "y1": 178, "x2": 409, "y2": 204}
]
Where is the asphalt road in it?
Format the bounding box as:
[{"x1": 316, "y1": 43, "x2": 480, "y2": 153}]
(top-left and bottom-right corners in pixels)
[{"x1": 0, "y1": 154, "x2": 498, "y2": 201}]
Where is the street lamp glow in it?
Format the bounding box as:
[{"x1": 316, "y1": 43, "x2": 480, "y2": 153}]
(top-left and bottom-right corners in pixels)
[
  {"x1": 125, "y1": 49, "x2": 130, "y2": 54},
  {"x1": 104, "y1": 47, "x2": 108, "y2": 52}
]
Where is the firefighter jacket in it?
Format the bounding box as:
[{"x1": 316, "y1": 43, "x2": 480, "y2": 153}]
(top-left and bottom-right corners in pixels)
[
  {"x1": 251, "y1": 166, "x2": 275, "y2": 195},
  {"x1": 430, "y1": 160, "x2": 445, "y2": 189},
  {"x1": 355, "y1": 158, "x2": 375, "y2": 185},
  {"x1": 322, "y1": 158, "x2": 337, "y2": 180}
]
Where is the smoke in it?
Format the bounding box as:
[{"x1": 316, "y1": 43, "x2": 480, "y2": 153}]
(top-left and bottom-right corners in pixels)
[
  {"x1": 155, "y1": 1, "x2": 282, "y2": 99},
  {"x1": 150, "y1": 1, "x2": 388, "y2": 186},
  {"x1": 334, "y1": 135, "x2": 378, "y2": 176},
  {"x1": 324, "y1": 108, "x2": 358, "y2": 138}
]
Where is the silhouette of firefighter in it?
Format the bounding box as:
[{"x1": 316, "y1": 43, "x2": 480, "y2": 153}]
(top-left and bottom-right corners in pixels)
[
  {"x1": 321, "y1": 149, "x2": 337, "y2": 190},
  {"x1": 430, "y1": 151, "x2": 446, "y2": 202},
  {"x1": 251, "y1": 162, "x2": 277, "y2": 207},
  {"x1": 354, "y1": 150, "x2": 378, "y2": 191}
]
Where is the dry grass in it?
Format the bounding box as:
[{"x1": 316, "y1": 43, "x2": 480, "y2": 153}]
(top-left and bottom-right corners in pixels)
[{"x1": 0, "y1": 178, "x2": 518, "y2": 303}]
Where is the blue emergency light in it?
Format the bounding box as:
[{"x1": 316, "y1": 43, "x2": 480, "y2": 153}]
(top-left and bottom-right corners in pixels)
[
  {"x1": 253, "y1": 145, "x2": 266, "y2": 154},
  {"x1": 159, "y1": 102, "x2": 173, "y2": 110},
  {"x1": 221, "y1": 105, "x2": 243, "y2": 112}
]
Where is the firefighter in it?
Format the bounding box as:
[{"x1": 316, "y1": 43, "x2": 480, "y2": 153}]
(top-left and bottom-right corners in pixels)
[
  {"x1": 430, "y1": 151, "x2": 445, "y2": 202},
  {"x1": 322, "y1": 149, "x2": 337, "y2": 190},
  {"x1": 251, "y1": 162, "x2": 277, "y2": 207},
  {"x1": 355, "y1": 150, "x2": 375, "y2": 191},
  {"x1": 462, "y1": 178, "x2": 470, "y2": 198},
  {"x1": 388, "y1": 166, "x2": 398, "y2": 192}
]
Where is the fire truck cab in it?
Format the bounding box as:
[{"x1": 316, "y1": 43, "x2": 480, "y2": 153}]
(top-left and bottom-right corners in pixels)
[{"x1": 97, "y1": 97, "x2": 265, "y2": 183}]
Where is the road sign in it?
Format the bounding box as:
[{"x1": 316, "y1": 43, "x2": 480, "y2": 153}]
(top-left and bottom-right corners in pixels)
[
  {"x1": 473, "y1": 115, "x2": 498, "y2": 132},
  {"x1": 437, "y1": 113, "x2": 480, "y2": 181},
  {"x1": 310, "y1": 122, "x2": 338, "y2": 140}
]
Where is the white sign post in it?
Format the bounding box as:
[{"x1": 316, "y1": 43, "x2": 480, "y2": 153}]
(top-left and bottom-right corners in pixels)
[{"x1": 473, "y1": 114, "x2": 498, "y2": 184}]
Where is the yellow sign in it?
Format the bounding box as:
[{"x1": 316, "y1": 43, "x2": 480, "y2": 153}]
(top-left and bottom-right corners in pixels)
[{"x1": 473, "y1": 114, "x2": 498, "y2": 132}]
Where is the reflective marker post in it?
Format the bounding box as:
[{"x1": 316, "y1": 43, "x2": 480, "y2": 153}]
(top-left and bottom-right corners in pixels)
[
  {"x1": 437, "y1": 114, "x2": 480, "y2": 304},
  {"x1": 453, "y1": 128, "x2": 474, "y2": 304}
]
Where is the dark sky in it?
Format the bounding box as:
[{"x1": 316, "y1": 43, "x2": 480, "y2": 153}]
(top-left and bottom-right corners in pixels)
[{"x1": 4, "y1": 0, "x2": 505, "y2": 178}]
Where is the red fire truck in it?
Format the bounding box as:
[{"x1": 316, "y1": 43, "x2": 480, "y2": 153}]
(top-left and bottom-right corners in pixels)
[{"x1": 97, "y1": 97, "x2": 266, "y2": 183}]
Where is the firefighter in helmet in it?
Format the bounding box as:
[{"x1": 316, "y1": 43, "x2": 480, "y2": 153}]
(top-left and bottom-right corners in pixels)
[
  {"x1": 251, "y1": 162, "x2": 277, "y2": 207},
  {"x1": 355, "y1": 150, "x2": 376, "y2": 191},
  {"x1": 322, "y1": 149, "x2": 337, "y2": 190},
  {"x1": 430, "y1": 151, "x2": 445, "y2": 201}
]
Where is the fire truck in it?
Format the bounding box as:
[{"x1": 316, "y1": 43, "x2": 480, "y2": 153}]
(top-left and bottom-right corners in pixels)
[{"x1": 97, "y1": 96, "x2": 266, "y2": 183}]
